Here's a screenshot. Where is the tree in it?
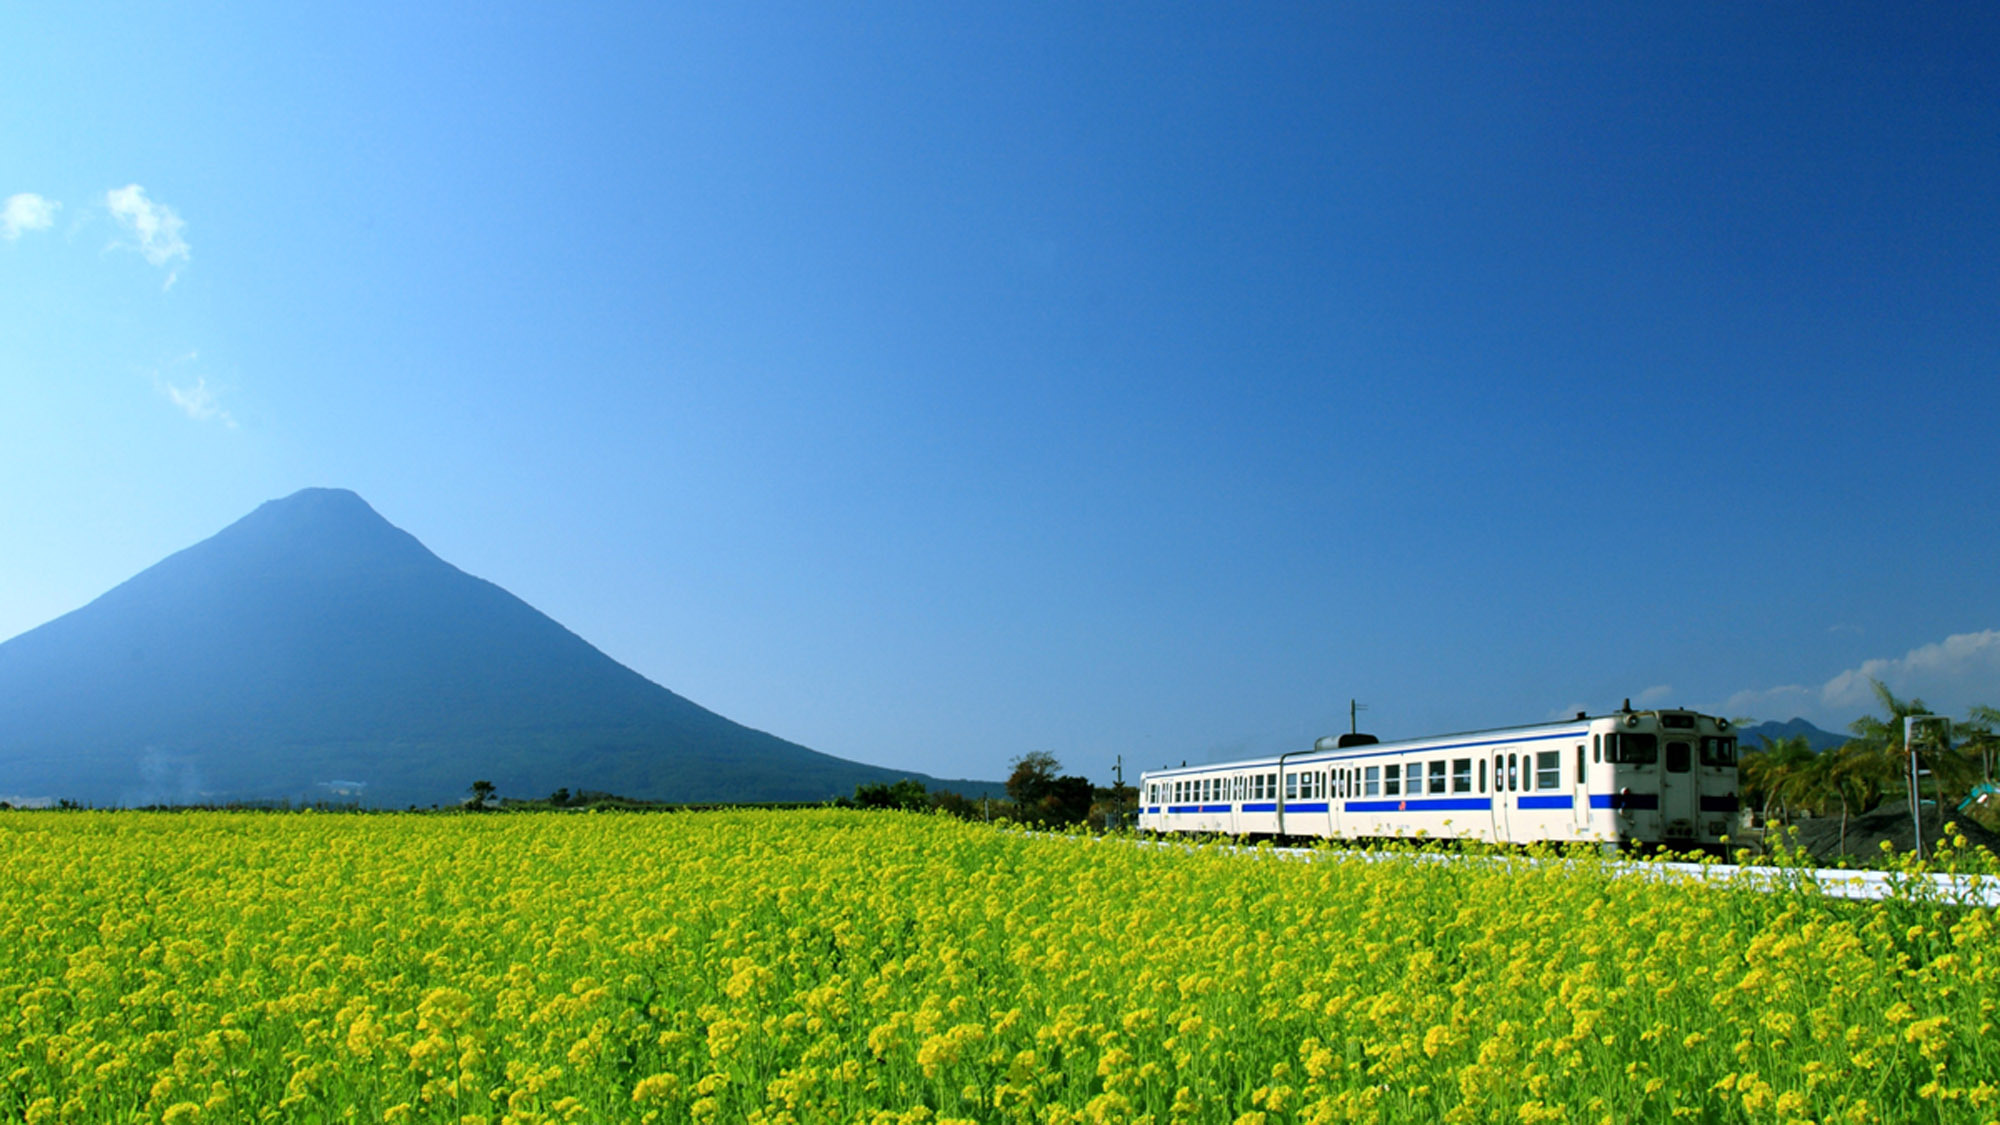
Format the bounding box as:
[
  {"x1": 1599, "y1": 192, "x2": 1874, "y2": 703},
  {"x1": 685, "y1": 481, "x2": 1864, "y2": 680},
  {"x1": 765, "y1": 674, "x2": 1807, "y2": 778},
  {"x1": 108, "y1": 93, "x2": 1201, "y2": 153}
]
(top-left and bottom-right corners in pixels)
[
  {"x1": 1006, "y1": 751, "x2": 1061, "y2": 808},
  {"x1": 1961, "y1": 705, "x2": 1999, "y2": 787},
  {"x1": 467, "y1": 779, "x2": 496, "y2": 810},
  {"x1": 1007, "y1": 752, "x2": 1094, "y2": 827},
  {"x1": 1847, "y1": 680, "x2": 1980, "y2": 808},
  {"x1": 1797, "y1": 743, "x2": 1891, "y2": 861},
  {"x1": 1740, "y1": 734, "x2": 1815, "y2": 824}
]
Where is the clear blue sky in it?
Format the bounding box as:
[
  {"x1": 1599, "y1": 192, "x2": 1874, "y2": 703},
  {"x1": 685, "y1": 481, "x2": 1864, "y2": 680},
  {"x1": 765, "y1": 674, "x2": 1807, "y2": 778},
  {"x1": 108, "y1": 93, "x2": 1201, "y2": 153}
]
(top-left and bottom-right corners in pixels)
[{"x1": 6, "y1": 4, "x2": 1999, "y2": 784}]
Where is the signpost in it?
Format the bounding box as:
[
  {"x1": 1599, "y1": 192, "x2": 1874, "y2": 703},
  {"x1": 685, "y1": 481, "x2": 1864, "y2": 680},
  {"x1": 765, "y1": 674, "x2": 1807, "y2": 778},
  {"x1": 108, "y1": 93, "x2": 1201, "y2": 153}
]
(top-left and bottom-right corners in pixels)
[{"x1": 1905, "y1": 714, "x2": 1951, "y2": 860}]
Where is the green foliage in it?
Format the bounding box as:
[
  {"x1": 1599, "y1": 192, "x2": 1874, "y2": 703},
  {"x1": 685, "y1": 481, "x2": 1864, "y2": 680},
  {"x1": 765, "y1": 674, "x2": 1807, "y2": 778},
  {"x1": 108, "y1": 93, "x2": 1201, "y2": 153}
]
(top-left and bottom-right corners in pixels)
[
  {"x1": 848, "y1": 778, "x2": 930, "y2": 811},
  {"x1": 1006, "y1": 751, "x2": 1094, "y2": 827}
]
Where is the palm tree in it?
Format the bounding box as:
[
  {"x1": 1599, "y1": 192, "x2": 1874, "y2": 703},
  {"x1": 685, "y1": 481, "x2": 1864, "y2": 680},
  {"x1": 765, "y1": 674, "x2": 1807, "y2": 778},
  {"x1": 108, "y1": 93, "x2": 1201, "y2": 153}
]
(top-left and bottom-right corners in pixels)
[
  {"x1": 1843, "y1": 680, "x2": 1993, "y2": 845},
  {"x1": 1845, "y1": 680, "x2": 1937, "y2": 803},
  {"x1": 1741, "y1": 734, "x2": 1816, "y2": 825},
  {"x1": 1963, "y1": 705, "x2": 1999, "y2": 788},
  {"x1": 1799, "y1": 742, "x2": 1892, "y2": 861}
]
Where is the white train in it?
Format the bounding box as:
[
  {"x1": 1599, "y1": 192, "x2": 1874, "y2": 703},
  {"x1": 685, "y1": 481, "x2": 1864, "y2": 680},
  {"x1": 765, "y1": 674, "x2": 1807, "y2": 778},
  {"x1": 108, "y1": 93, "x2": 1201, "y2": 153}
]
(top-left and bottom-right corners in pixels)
[{"x1": 1138, "y1": 703, "x2": 1740, "y2": 849}]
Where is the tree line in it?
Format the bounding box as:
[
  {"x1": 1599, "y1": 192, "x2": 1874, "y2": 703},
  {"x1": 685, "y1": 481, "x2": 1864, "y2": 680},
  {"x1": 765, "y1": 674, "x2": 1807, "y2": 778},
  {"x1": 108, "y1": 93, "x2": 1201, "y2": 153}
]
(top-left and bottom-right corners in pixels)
[
  {"x1": 1740, "y1": 680, "x2": 1999, "y2": 855},
  {"x1": 839, "y1": 751, "x2": 1138, "y2": 830}
]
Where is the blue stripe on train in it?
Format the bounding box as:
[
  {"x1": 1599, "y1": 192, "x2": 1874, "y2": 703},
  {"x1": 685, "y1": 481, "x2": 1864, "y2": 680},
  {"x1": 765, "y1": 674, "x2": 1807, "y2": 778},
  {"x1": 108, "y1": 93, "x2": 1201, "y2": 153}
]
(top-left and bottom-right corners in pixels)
[
  {"x1": 1588, "y1": 793, "x2": 1661, "y2": 810},
  {"x1": 1700, "y1": 795, "x2": 1739, "y2": 812},
  {"x1": 1344, "y1": 797, "x2": 1492, "y2": 813},
  {"x1": 1516, "y1": 795, "x2": 1573, "y2": 810}
]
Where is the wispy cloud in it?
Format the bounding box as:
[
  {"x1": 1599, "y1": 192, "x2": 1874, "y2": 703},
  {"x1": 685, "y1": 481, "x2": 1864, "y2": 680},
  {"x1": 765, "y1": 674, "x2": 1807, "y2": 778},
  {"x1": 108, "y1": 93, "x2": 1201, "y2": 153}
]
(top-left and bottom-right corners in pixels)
[
  {"x1": 147, "y1": 353, "x2": 236, "y2": 428},
  {"x1": 1721, "y1": 629, "x2": 2000, "y2": 726},
  {"x1": 1635, "y1": 684, "x2": 1674, "y2": 706},
  {"x1": 2, "y1": 193, "x2": 60, "y2": 239},
  {"x1": 104, "y1": 184, "x2": 189, "y2": 288}
]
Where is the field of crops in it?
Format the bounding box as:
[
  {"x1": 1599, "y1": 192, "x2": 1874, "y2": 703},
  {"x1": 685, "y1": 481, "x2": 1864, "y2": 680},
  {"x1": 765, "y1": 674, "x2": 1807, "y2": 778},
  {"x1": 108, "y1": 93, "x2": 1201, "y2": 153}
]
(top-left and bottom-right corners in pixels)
[{"x1": 2, "y1": 810, "x2": 1996, "y2": 1124}]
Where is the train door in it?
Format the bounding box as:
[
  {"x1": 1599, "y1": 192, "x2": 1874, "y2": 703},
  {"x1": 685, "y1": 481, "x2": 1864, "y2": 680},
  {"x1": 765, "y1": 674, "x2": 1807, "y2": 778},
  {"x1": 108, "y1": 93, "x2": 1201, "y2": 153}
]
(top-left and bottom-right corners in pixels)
[
  {"x1": 1490, "y1": 752, "x2": 1512, "y2": 842},
  {"x1": 1661, "y1": 738, "x2": 1698, "y2": 841},
  {"x1": 1329, "y1": 768, "x2": 1344, "y2": 837},
  {"x1": 1571, "y1": 742, "x2": 1590, "y2": 835}
]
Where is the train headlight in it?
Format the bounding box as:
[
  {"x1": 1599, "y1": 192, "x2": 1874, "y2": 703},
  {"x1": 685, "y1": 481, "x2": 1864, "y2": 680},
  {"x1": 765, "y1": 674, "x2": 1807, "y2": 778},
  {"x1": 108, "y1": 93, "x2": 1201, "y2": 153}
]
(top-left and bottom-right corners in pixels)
[
  {"x1": 1625, "y1": 714, "x2": 1640, "y2": 727},
  {"x1": 1717, "y1": 718, "x2": 1730, "y2": 730}
]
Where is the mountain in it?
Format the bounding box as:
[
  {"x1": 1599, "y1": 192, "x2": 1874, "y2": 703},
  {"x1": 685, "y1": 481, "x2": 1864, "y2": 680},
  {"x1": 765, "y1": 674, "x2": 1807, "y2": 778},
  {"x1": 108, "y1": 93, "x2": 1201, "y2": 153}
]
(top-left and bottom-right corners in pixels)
[
  {"x1": 0, "y1": 488, "x2": 999, "y2": 807},
  {"x1": 1736, "y1": 717, "x2": 1851, "y2": 753}
]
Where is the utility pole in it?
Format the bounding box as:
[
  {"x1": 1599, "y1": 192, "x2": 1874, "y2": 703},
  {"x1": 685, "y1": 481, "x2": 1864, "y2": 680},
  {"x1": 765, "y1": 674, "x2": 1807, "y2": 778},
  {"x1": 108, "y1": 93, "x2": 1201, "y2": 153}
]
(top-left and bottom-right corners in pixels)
[
  {"x1": 1905, "y1": 714, "x2": 1950, "y2": 861},
  {"x1": 1111, "y1": 754, "x2": 1126, "y2": 832},
  {"x1": 1351, "y1": 699, "x2": 1368, "y2": 736}
]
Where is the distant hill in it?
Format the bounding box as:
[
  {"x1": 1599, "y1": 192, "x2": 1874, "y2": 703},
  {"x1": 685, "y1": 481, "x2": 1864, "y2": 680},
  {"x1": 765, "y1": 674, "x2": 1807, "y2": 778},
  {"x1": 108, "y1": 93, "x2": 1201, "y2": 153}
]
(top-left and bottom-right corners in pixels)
[
  {"x1": 0, "y1": 488, "x2": 1000, "y2": 807},
  {"x1": 1736, "y1": 717, "x2": 1850, "y2": 753}
]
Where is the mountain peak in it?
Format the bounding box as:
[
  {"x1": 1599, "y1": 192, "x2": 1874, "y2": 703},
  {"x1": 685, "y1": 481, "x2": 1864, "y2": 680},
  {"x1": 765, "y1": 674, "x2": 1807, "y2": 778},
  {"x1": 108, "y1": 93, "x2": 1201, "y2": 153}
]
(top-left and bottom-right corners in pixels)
[{"x1": 187, "y1": 487, "x2": 443, "y2": 583}]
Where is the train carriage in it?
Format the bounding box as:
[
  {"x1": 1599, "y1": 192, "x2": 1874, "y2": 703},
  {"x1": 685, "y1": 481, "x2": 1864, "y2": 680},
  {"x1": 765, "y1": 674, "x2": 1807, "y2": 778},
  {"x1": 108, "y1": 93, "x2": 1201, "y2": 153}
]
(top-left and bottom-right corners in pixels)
[{"x1": 1138, "y1": 702, "x2": 1739, "y2": 850}]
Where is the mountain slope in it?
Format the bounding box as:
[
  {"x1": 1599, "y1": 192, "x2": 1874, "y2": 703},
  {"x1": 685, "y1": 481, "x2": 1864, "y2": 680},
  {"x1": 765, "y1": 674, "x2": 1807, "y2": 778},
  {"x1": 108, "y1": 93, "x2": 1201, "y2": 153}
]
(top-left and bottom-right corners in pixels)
[
  {"x1": 1736, "y1": 717, "x2": 1851, "y2": 753},
  {"x1": 0, "y1": 489, "x2": 995, "y2": 806}
]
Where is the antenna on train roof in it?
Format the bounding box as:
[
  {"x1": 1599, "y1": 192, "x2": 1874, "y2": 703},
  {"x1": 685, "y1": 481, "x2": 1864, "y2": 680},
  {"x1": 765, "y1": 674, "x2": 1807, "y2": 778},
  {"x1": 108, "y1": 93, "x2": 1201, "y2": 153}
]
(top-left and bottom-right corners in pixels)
[{"x1": 1621, "y1": 698, "x2": 1633, "y2": 713}]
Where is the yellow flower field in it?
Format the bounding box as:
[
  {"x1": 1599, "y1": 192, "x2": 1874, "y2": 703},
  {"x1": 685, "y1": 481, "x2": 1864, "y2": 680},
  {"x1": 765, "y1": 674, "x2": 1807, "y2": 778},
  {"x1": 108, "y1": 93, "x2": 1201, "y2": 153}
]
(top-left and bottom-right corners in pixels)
[{"x1": 1, "y1": 810, "x2": 1995, "y2": 1124}]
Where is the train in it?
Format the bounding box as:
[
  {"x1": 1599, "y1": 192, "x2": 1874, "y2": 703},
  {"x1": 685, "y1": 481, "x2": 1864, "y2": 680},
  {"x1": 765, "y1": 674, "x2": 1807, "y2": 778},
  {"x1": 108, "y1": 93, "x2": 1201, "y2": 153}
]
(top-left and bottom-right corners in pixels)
[{"x1": 1137, "y1": 701, "x2": 1740, "y2": 850}]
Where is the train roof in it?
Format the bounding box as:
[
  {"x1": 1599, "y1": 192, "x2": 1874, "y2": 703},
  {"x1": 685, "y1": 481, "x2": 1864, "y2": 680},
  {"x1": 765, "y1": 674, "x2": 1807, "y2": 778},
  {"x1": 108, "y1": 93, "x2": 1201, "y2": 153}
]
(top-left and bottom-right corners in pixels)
[{"x1": 1140, "y1": 707, "x2": 1729, "y2": 778}]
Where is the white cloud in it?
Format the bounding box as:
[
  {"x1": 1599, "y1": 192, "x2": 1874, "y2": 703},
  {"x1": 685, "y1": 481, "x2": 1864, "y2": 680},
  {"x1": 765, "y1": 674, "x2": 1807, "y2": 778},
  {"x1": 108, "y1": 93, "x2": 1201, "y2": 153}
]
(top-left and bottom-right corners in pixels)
[
  {"x1": 1720, "y1": 629, "x2": 2000, "y2": 728},
  {"x1": 147, "y1": 353, "x2": 236, "y2": 428},
  {"x1": 2, "y1": 193, "x2": 60, "y2": 239},
  {"x1": 104, "y1": 184, "x2": 189, "y2": 287},
  {"x1": 1635, "y1": 684, "x2": 1674, "y2": 706},
  {"x1": 165, "y1": 376, "x2": 234, "y2": 427}
]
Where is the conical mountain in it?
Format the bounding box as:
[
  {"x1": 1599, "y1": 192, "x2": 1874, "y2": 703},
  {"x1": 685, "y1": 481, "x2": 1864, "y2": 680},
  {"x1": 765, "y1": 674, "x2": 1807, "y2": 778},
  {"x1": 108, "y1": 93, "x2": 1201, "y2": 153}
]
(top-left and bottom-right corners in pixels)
[{"x1": 0, "y1": 488, "x2": 994, "y2": 807}]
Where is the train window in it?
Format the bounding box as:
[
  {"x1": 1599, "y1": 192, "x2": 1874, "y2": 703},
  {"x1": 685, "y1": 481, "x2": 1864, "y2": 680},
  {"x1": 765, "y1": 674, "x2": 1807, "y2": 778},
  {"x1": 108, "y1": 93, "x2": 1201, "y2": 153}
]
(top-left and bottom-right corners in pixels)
[
  {"x1": 1536, "y1": 750, "x2": 1560, "y2": 790},
  {"x1": 1611, "y1": 733, "x2": 1658, "y2": 764},
  {"x1": 1507, "y1": 754, "x2": 1518, "y2": 792},
  {"x1": 1385, "y1": 764, "x2": 1401, "y2": 796},
  {"x1": 1285, "y1": 773, "x2": 1298, "y2": 800},
  {"x1": 1575, "y1": 745, "x2": 1585, "y2": 782},
  {"x1": 1700, "y1": 737, "x2": 1737, "y2": 767},
  {"x1": 1665, "y1": 741, "x2": 1692, "y2": 773},
  {"x1": 1364, "y1": 766, "x2": 1380, "y2": 796},
  {"x1": 1428, "y1": 760, "x2": 1447, "y2": 795},
  {"x1": 1267, "y1": 772, "x2": 1277, "y2": 796},
  {"x1": 1478, "y1": 759, "x2": 1486, "y2": 793},
  {"x1": 1593, "y1": 734, "x2": 1601, "y2": 763},
  {"x1": 1453, "y1": 758, "x2": 1472, "y2": 793}
]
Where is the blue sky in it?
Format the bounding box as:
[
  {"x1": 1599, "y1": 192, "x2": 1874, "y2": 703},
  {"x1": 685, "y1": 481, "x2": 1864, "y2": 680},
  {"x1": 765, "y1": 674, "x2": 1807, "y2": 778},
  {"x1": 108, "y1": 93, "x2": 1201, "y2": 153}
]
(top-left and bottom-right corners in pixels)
[{"x1": 6, "y1": 3, "x2": 1999, "y2": 784}]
